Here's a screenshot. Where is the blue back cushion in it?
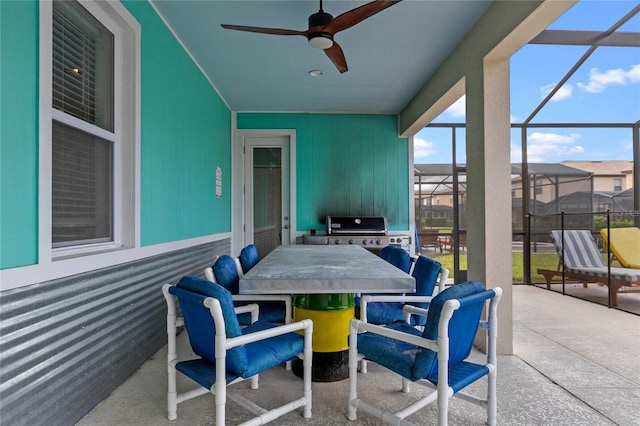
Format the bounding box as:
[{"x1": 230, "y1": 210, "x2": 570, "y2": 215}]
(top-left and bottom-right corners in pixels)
[
  {"x1": 239, "y1": 244, "x2": 260, "y2": 273},
  {"x1": 380, "y1": 246, "x2": 411, "y2": 273},
  {"x1": 411, "y1": 255, "x2": 442, "y2": 308},
  {"x1": 213, "y1": 255, "x2": 240, "y2": 293},
  {"x1": 412, "y1": 281, "x2": 488, "y2": 381},
  {"x1": 172, "y1": 276, "x2": 248, "y2": 375}
]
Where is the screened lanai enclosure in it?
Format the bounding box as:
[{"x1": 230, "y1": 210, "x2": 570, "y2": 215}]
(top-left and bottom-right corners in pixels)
[{"x1": 414, "y1": 2, "x2": 640, "y2": 315}]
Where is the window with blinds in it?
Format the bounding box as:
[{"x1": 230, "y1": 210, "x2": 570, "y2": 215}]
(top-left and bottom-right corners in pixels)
[{"x1": 52, "y1": 0, "x2": 115, "y2": 248}]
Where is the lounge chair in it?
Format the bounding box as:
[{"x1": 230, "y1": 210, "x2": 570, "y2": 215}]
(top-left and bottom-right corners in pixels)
[
  {"x1": 600, "y1": 227, "x2": 640, "y2": 269},
  {"x1": 537, "y1": 230, "x2": 640, "y2": 305}
]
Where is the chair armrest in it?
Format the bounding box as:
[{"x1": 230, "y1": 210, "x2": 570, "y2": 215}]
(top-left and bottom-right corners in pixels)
[
  {"x1": 234, "y1": 303, "x2": 259, "y2": 323},
  {"x1": 361, "y1": 295, "x2": 434, "y2": 303},
  {"x1": 204, "y1": 266, "x2": 215, "y2": 282},
  {"x1": 402, "y1": 304, "x2": 429, "y2": 323},
  {"x1": 224, "y1": 318, "x2": 313, "y2": 349},
  {"x1": 350, "y1": 319, "x2": 437, "y2": 351},
  {"x1": 360, "y1": 294, "x2": 434, "y2": 324},
  {"x1": 437, "y1": 268, "x2": 449, "y2": 292}
]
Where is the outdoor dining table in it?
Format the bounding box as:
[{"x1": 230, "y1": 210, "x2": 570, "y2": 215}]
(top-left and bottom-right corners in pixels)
[{"x1": 239, "y1": 244, "x2": 415, "y2": 381}]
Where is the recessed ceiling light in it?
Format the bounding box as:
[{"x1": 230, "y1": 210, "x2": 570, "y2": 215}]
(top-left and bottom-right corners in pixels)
[{"x1": 308, "y1": 70, "x2": 324, "y2": 77}]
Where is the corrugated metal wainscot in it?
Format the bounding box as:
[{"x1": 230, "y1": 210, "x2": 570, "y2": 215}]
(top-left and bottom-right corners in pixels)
[{"x1": 0, "y1": 239, "x2": 229, "y2": 425}]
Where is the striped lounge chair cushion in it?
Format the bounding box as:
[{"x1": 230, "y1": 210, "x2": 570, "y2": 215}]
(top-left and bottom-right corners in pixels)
[{"x1": 550, "y1": 230, "x2": 640, "y2": 283}]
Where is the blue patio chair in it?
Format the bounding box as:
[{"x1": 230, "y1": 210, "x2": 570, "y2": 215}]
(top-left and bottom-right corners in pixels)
[
  {"x1": 360, "y1": 255, "x2": 449, "y2": 326},
  {"x1": 205, "y1": 254, "x2": 291, "y2": 325},
  {"x1": 239, "y1": 244, "x2": 260, "y2": 274},
  {"x1": 358, "y1": 255, "x2": 449, "y2": 374},
  {"x1": 348, "y1": 281, "x2": 502, "y2": 426},
  {"x1": 162, "y1": 276, "x2": 313, "y2": 425}
]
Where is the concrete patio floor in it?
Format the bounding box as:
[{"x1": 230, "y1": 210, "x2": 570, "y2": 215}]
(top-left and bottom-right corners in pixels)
[{"x1": 78, "y1": 285, "x2": 640, "y2": 425}]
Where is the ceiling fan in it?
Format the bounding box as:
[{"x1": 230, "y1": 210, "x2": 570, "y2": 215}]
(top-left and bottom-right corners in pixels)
[{"x1": 221, "y1": 0, "x2": 401, "y2": 74}]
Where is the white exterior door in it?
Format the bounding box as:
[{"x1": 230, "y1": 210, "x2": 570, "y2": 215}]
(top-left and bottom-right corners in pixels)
[{"x1": 240, "y1": 131, "x2": 296, "y2": 257}]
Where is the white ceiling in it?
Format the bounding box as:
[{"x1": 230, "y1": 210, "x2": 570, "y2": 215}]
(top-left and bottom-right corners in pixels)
[{"x1": 150, "y1": 0, "x2": 492, "y2": 113}]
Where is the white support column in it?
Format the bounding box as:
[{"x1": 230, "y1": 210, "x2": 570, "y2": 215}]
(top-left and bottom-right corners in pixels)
[{"x1": 465, "y1": 57, "x2": 513, "y2": 355}]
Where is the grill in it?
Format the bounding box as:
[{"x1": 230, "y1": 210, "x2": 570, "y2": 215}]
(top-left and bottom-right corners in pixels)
[{"x1": 303, "y1": 216, "x2": 411, "y2": 254}]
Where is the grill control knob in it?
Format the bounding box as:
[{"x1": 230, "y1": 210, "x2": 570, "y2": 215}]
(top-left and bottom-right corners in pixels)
[
  {"x1": 348, "y1": 239, "x2": 354, "y2": 244},
  {"x1": 362, "y1": 239, "x2": 368, "y2": 245},
  {"x1": 334, "y1": 239, "x2": 341, "y2": 244},
  {"x1": 376, "y1": 239, "x2": 382, "y2": 245}
]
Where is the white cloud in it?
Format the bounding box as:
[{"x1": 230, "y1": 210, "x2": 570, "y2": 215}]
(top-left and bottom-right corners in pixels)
[
  {"x1": 413, "y1": 137, "x2": 439, "y2": 161},
  {"x1": 540, "y1": 83, "x2": 573, "y2": 101},
  {"x1": 577, "y1": 64, "x2": 640, "y2": 93},
  {"x1": 511, "y1": 132, "x2": 585, "y2": 162},
  {"x1": 445, "y1": 95, "x2": 465, "y2": 118}
]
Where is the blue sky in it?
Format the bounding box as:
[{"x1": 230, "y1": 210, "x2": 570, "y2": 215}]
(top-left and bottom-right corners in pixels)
[{"x1": 414, "y1": 0, "x2": 640, "y2": 164}]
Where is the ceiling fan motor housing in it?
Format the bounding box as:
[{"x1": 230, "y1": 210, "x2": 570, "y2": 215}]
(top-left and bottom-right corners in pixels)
[
  {"x1": 309, "y1": 10, "x2": 333, "y2": 28},
  {"x1": 308, "y1": 11, "x2": 334, "y2": 49}
]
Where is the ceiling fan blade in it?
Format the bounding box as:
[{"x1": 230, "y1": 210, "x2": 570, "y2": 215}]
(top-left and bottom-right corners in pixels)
[
  {"x1": 221, "y1": 24, "x2": 307, "y2": 37},
  {"x1": 324, "y1": 42, "x2": 348, "y2": 73},
  {"x1": 325, "y1": 0, "x2": 401, "y2": 34}
]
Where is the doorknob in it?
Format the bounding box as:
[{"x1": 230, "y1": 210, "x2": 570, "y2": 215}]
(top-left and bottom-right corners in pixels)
[{"x1": 282, "y1": 225, "x2": 289, "y2": 229}]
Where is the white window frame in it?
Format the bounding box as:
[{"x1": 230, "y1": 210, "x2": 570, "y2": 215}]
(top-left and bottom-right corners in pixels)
[{"x1": 39, "y1": 0, "x2": 140, "y2": 262}]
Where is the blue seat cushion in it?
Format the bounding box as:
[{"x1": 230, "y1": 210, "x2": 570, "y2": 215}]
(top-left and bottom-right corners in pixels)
[
  {"x1": 241, "y1": 320, "x2": 304, "y2": 377},
  {"x1": 176, "y1": 319, "x2": 303, "y2": 387},
  {"x1": 427, "y1": 361, "x2": 489, "y2": 393},
  {"x1": 357, "y1": 320, "x2": 423, "y2": 380},
  {"x1": 176, "y1": 359, "x2": 239, "y2": 389}
]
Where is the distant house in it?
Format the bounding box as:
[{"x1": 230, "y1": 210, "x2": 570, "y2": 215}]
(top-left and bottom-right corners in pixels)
[
  {"x1": 510, "y1": 163, "x2": 593, "y2": 214},
  {"x1": 561, "y1": 160, "x2": 634, "y2": 193}
]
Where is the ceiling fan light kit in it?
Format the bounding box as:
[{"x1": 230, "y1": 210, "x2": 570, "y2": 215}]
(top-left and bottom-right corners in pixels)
[
  {"x1": 308, "y1": 33, "x2": 334, "y2": 49},
  {"x1": 221, "y1": 0, "x2": 401, "y2": 74}
]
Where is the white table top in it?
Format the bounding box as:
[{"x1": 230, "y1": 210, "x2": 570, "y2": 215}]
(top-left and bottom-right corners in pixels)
[{"x1": 239, "y1": 245, "x2": 415, "y2": 294}]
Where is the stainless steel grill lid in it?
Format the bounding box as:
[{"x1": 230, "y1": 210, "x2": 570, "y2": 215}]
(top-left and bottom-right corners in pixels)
[{"x1": 325, "y1": 216, "x2": 387, "y2": 236}]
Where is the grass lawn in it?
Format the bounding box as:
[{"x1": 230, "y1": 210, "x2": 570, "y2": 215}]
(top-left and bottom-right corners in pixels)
[{"x1": 430, "y1": 252, "x2": 561, "y2": 283}]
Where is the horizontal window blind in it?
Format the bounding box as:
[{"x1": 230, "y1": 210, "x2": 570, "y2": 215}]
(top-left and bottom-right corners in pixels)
[
  {"x1": 52, "y1": 122, "x2": 113, "y2": 247},
  {"x1": 52, "y1": 0, "x2": 113, "y2": 131}
]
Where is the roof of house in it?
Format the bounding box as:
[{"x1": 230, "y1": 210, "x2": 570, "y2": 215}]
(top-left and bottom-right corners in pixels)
[
  {"x1": 415, "y1": 163, "x2": 592, "y2": 178},
  {"x1": 560, "y1": 160, "x2": 634, "y2": 176}
]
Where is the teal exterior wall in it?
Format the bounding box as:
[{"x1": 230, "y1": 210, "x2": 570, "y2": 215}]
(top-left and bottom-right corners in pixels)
[
  {"x1": 0, "y1": 1, "x2": 232, "y2": 269},
  {"x1": 122, "y1": 1, "x2": 232, "y2": 246},
  {"x1": 0, "y1": 0, "x2": 40, "y2": 269},
  {"x1": 237, "y1": 113, "x2": 410, "y2": 232}
]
